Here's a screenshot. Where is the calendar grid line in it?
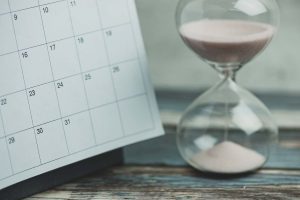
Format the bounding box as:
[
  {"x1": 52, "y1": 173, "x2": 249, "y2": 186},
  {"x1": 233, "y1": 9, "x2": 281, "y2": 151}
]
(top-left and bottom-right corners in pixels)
[
  {"x1": 95, "y1": 0, "x2": 126, "y2": 138},
  {"x1": 0, "y1": 0, "x2": 65, "y2": 17},
  {"x1": 0, "y1": 28, "x2": 99, "y2": 58},
  {"x1": 126, "y1": 0, "x2": 156, "y2": 130},
  {"x1": 0, "y1": 57, "x2": 139, "y2": 99},
  {"x1": 7, "y1": 0, "x2": 43, "y2": 165},
  {"x1": 2, "y1": 92, "x2": 147, "y2": 140},
  {"x1": 0, "y1": 11, "x2": 10, "y2": 16},
  {"x1": 94, "y1": 22, "x2": 135, "y2": 34},
  {"x1": 0, "y1": 124, "x2": 155, "y2": 182},
  {"x1": 0, "y1": 22, "x2": 132, "y2": 58},
  {"x1": 0, "y1": 0, "x2": 16, "y2": 176},
  {"x1": 0, "y1": 83, "x2": 14, "y2": 174},
  {"x1": 65, "y1": 1, "x2": 98, "y2": 146},
  {"x1": 37, "y1": 0, "x2": 70, "y2": 155}
]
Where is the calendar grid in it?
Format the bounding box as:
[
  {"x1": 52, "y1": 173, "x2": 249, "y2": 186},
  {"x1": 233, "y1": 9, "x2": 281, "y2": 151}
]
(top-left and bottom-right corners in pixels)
[
  {"x1": 37, "y1": 0, "x2": 71, "y2": 154},
  {"x1": 0, "y1": 0, "x2": 65, "y2": 16},
  {"x1": 7, "y1": 0, "x2": 43, "y2": 165},
  {"x1": 65, "y1": 0, "x2": 99, "y2": 145},
  {"x1": 0, "y1": 0, "x2": 159, "y2": 186},
  {"x1": 0, "y1": 124, "x2": 154, "y2": 182},
  {"x1": 0, "y1": 22, "x2": 133, "y2": 58},
  {"x1": 95, "y1": 0, "x2": 126, "y2": 137},
  {"x1": 3, "y1": 92, "x2": 146, "y2": 138},
  {"x1": 0, "y1": 28, "x2": 103, "y2": 57},
  {"x1": 0, "y1": 57, "x2": 138, "y2": 100}
]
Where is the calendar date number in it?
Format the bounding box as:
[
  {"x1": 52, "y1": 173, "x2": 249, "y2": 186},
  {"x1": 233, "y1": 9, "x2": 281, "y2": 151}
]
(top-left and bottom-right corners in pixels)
[
  {"x1": 36, "y1": 128, "x2": 44, "y2": 135},
  {"x1": 29, "y1": 90, "x2": 36, "y2": 97},
  {"x1": 57, "y1": 82, "x2": 64, "y2": 89},
  {"x1": 8, "y1": 137, "x2": 16, "y2": 144},
  {"x1": 1, "y1": 98, "x2": 7, "y2": 106},
  {"x1": 64, "y1": 119, "x2": 71, "y2": 126}
]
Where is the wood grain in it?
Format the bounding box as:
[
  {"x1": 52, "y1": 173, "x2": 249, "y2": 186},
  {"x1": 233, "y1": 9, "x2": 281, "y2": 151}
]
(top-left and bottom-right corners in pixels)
[{"x1": 26, "y1": 166, "x2": 300, "y2": 200}]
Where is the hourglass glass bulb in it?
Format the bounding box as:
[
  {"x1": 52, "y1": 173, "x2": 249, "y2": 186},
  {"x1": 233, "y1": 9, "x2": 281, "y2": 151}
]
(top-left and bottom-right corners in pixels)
[
  {"x1": 177, "y1": 78, "x2": 278, "y2": 173},
  {"x1": 176, "y1": 0, "x2": 279, "y2": 70},
  {"x1": 175, "y1": 0, "x2": 280, "y2": 174},
  {"x1": 179, "y1": 20, "x2": 275, "y2": 67}
]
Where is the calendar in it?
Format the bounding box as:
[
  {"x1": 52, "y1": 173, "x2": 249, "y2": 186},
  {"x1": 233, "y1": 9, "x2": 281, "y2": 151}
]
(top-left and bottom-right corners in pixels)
[{"x1": 0, "y1": 0, "x2": 163, "y2": 190}]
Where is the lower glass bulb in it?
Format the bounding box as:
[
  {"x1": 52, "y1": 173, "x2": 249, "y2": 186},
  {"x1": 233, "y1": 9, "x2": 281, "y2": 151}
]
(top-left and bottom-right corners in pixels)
[{"x1": 176, "y1": 78, "x2": 278, "y2": 174}]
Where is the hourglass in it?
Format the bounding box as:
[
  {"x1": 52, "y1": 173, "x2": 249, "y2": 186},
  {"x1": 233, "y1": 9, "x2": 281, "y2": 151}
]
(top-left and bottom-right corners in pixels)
[{"x1": 176, "y1": 0, "x2": 280, "y2": 174}]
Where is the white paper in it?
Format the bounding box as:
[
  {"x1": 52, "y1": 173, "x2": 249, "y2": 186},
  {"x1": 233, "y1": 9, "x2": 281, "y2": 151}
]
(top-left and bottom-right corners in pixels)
[{"x1": 0, "y1": 0, "x2": 163, "y2": 190}]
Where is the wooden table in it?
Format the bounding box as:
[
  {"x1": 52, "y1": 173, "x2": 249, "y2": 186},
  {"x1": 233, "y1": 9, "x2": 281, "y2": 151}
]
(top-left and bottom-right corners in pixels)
[{"x1": 26, "y1": 92, "x2": 300, "y2": 199}]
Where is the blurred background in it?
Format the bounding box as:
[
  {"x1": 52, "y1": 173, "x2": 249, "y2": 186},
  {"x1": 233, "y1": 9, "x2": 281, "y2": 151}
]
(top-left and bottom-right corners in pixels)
[
  {"x1": 136, "y1": 0, "x2": 300, "y2": 95},
  {"x1": 133, "y1": 0, "x2": 300, "y2": 128},
  {"x1": 125, "y1": 0, "x2": 300, "y2": 168}
]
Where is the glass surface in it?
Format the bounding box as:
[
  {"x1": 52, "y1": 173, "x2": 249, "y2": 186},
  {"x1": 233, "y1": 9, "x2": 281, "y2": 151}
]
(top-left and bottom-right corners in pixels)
[{"x1": 175, "y1": 0, "x2": 280, "y2": 174}]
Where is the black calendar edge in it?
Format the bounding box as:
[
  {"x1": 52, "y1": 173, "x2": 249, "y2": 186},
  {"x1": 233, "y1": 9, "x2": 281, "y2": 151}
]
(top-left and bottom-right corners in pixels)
[{"x1": 0, "y1": 148, "x2": 124, "y2": 200}]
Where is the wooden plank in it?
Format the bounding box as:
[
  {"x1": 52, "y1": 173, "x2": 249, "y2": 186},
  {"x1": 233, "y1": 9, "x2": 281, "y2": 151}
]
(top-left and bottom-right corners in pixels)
[
  {"x1": 26, "y1": 166, "x2": 300, "y2": 200},
  {"x1": 124, "y1": 131, "x2": 300, "y2": 169},
  {"x1": 26, "y1": 187, "x2": 300, "y2": 200}
]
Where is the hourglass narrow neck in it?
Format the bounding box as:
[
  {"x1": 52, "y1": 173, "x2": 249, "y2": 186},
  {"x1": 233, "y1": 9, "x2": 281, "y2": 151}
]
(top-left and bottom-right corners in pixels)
[
  {"x1": 213, "y1": 64, "x2": 242, "y2": 82},
  {"x1": 220, "y1": 69, "x2": 237, "y2": 81}
]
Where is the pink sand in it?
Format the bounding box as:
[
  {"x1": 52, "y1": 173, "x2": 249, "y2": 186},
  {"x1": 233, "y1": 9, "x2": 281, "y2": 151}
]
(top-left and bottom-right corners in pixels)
[
  {"x1": 180, "y1": 20, "x2": 274, "y2": 64},
  {"x1": 191, "y1": 141, "x2": 266, "y2": 174}
]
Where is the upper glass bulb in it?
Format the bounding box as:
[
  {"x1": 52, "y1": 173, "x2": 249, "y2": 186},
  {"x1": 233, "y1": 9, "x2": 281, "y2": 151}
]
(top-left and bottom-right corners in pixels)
[{"x1": 176, "y1": 0, "x2": 280, "y2": 71}]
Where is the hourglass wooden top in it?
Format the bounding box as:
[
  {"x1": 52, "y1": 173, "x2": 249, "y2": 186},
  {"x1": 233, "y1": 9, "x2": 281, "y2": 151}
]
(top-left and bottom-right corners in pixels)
[{"x1": 180, "y1": 20, "x2": 275, "y2": 64}]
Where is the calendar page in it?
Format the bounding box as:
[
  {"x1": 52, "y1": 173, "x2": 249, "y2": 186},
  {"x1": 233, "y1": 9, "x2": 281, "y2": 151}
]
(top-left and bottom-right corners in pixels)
[{"x1": 0, "y1": 0, "x2": 163, "y2": 190}]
